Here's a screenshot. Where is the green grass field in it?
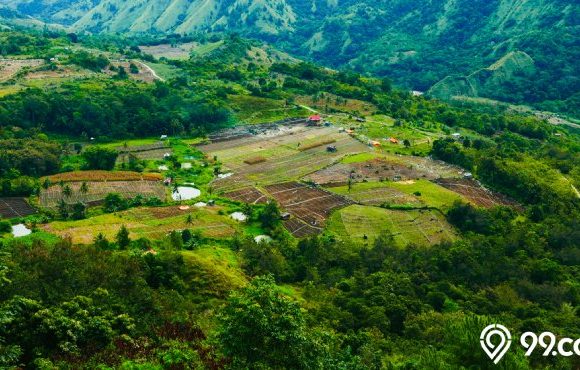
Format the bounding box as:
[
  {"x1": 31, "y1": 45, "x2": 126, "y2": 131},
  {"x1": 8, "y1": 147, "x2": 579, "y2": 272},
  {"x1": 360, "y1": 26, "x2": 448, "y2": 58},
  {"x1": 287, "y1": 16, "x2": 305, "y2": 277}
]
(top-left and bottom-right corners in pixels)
[
  {"x1": 44, "y1": 205, "x2": 240, "y2": 244},
  {"x1": 326, "y1": 205, "x2": 458, "y2": 247},
  {"x1": 330, "y1": 180, "x2": 464, "y2": 210},
  {"x1": 385, "y1": 179, "x2": 465, "y2": 210}
]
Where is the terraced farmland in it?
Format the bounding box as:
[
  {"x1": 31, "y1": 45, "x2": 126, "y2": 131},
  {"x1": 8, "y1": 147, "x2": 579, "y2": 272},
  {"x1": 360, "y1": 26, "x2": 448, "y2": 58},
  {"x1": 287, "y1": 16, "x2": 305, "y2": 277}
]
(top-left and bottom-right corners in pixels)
[
  {"x1": 223, "y1": 187, "x2": 269, "y2": 204},
  {"x1": 265, "y1": 182, "x2": 353, "y2": 236},
  {"x1": 40, "y1": 180, "x2": 166, "y2": 209},
  {"x1": 327, "y1": 205, "x2": 457, "y2": 247},
  {"x1": 199, "y1": 124, "x2": 371, "y2": 192}
]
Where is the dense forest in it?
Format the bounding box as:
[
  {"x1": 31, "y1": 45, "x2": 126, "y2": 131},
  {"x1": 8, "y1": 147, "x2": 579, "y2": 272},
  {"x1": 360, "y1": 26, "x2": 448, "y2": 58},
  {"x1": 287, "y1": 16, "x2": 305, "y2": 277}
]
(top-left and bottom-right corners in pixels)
[{"x1": 0, "y1": 29, "x2": 578, "y2": 369}]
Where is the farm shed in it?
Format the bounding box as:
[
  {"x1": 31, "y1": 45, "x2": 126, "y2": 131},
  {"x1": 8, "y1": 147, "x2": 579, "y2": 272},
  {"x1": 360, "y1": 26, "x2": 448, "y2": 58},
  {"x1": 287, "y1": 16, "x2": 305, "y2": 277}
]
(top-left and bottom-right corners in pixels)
[{"x1": 308, "y1": 115, "x2": 322, "y2": 126}]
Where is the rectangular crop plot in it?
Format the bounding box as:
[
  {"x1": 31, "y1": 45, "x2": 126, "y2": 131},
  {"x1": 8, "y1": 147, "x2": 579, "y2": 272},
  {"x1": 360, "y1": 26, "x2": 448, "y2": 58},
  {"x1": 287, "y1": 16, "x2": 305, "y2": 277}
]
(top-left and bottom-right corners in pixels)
[
  {"x1": 435, "y1": 179, "x2": 519, "y2": 208},
  {"x1": 0, "y1": 198, "x2": 36, "y2": 218},
  {"x1": 40, "y1": 181, "x2": 166, "y2": 209},
  {"x1": 265, "y1": 182, "x2": 353, "y2": 236},
  {"x1": 223, "y1": 187, "x2": 269, "y2": 204},
  {"x1": 328, "y1": 182, "x2": 422, "y2": 206}
]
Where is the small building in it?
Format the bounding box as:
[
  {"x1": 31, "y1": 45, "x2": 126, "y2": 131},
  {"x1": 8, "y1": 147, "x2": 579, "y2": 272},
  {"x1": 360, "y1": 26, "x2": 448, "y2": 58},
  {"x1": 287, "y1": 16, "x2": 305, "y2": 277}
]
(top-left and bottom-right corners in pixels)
[
  {"x1": 160, "y1": 135, "x2": 168, "y2": 140},
  {"x1": 327, "y1": 145, "x2": 337, "y2": 153},
  {"x1": 163, "y1": 178, "x2": 172, "y2": 186},
  {"x1": 389, "y1": 138, "x2": 399, "y2": 144},
  {"x1": 451, "y1": 133, "x2": 462, "y2": 139},
  {"x1": 355, "y1": 117, "x2": 366, "y2": 122},
  {"x1": 207, "y1": 199, "x2": 216, "y2": 206},
  {"x1": 308, "y1": 115, "x2": 322, "y2": 126},
  {"x1": 370, "y1": 140, "x2": 381, "y2": 147},
  {"x1": 464, "y1": 172, "x2": 473, "y2": 179},
  {"x1": 280, "y1": 212, "x2": 291, "y2": 221},
  {"x1": 346, "y1": 129, "x2": 355, "y2": 135}
]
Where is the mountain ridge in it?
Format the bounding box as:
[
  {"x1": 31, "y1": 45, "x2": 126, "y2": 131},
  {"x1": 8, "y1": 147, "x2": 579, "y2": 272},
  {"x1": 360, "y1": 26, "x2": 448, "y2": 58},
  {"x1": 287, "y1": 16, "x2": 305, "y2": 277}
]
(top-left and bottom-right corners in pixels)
[{"x1": 1, "y1": 0, "x2": 578, "y2": 116}]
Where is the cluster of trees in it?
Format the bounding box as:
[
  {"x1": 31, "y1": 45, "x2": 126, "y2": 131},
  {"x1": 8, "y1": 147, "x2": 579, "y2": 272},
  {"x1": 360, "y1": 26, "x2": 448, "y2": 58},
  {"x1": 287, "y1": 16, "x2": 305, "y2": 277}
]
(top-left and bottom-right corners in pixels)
[{"x1": 0, "y1": 80, "x2": 232, "y2": 139}]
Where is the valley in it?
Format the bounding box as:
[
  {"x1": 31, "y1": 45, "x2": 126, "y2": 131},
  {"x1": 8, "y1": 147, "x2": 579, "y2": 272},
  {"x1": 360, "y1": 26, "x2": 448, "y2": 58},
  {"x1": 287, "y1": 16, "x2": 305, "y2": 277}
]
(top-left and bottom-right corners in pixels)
[{"x1": 0, "y1": 26, "x2": 577, "y2": 369}]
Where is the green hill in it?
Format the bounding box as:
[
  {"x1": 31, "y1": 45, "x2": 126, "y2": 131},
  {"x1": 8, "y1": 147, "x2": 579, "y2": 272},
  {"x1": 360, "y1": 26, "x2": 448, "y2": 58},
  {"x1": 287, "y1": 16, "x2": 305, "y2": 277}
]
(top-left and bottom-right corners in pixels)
[{"x1": 2, "y1": 0, "x2": 579, "y2": 115}]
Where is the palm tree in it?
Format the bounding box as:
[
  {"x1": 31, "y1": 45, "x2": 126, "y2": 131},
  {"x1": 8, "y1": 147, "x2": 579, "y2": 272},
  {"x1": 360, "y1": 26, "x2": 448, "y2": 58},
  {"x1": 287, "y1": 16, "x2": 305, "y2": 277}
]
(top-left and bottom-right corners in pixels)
[
  {"x1": 42, "y1": 178, "x2": 51, "y2": 190},
  {"x1": 80, "y1": 182, "x2": 89, "y2": 196},
  {"x1": 186, "y1": 214, "x2": 193, "y2": 225},
  {"x1": 62, "y1": 184, "x2": 73, "y2": 198}
]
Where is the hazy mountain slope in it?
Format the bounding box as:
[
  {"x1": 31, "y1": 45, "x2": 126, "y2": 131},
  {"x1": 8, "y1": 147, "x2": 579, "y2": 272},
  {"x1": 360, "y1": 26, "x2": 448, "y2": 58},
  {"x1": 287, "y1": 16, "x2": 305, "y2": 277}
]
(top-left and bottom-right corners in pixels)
[{"x1": 2, "y1": 0, "x2": 578, "y2": 115}]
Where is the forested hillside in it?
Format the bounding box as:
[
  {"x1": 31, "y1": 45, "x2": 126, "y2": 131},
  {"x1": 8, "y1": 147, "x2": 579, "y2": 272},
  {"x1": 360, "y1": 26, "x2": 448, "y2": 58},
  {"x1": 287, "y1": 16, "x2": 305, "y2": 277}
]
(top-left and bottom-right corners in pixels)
[{"x1": 2, "y1": 0, "x2": 579, "y2": 117}]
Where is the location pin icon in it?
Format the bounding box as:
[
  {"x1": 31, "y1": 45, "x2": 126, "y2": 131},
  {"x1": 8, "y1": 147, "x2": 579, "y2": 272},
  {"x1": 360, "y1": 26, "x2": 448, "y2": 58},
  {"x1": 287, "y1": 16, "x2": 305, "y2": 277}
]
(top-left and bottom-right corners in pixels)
[{"x1": 480, "y1": 324, "x2": 512, "y2": 364}]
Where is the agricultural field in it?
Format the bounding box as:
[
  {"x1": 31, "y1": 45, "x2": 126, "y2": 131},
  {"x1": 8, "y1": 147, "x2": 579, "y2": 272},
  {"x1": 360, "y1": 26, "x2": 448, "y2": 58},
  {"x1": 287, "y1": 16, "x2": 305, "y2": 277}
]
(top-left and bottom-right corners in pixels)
[
  {"x1": 327, "y1": 205, "x2": 458, "y2": 247},
  {"x1": 44, "y1": 171, "x2": 163, "y2": 183},
  {"x1": 329, "y1": 180, "x2": 465, "y2": 210},
  {"x1": 39, "y1": 180, "x2": 166, "y2": 209},
  {"x1": 328, "y1": 182, "x2": 423, "y2": 207},
  {"x1": 199, "y1": 124, "x2": 372, "y2": 192},
  {"x1": 305, "y1": 156, "x2": 462, "y2": 186},
  {"x1": 435, "y1": 178, "x2": 520, "y2": 208},
  {"x1": 43, "y1": 204, "x2": 239, "y2": 244},
  {"x1": 0, "y1": 59, "x2": 44, "y2": 82},
  {"x1": 264, "y1": 182, "x2": 353, "y2": 235},
  {"x1": 0, "y1": 198, "x2": 36, "y2": 218},
  {"x1": 223, "y1": 187, "x2": 269, "y2": 204}
]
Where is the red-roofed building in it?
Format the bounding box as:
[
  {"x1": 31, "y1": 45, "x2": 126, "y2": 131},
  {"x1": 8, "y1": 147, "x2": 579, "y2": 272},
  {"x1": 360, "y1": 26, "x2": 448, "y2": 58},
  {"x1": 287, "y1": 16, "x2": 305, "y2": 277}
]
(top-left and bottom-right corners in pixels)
[{"x1": 308, "y1": 115, "x2": 322, "y2": 126}]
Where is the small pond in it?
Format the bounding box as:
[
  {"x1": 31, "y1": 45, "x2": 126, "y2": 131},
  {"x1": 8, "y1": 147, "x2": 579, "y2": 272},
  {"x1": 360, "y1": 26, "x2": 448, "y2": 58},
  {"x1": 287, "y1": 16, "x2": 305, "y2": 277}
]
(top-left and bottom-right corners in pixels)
[{"x1": 172, "y1": 187, "x2": 201, "y2": 201}]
